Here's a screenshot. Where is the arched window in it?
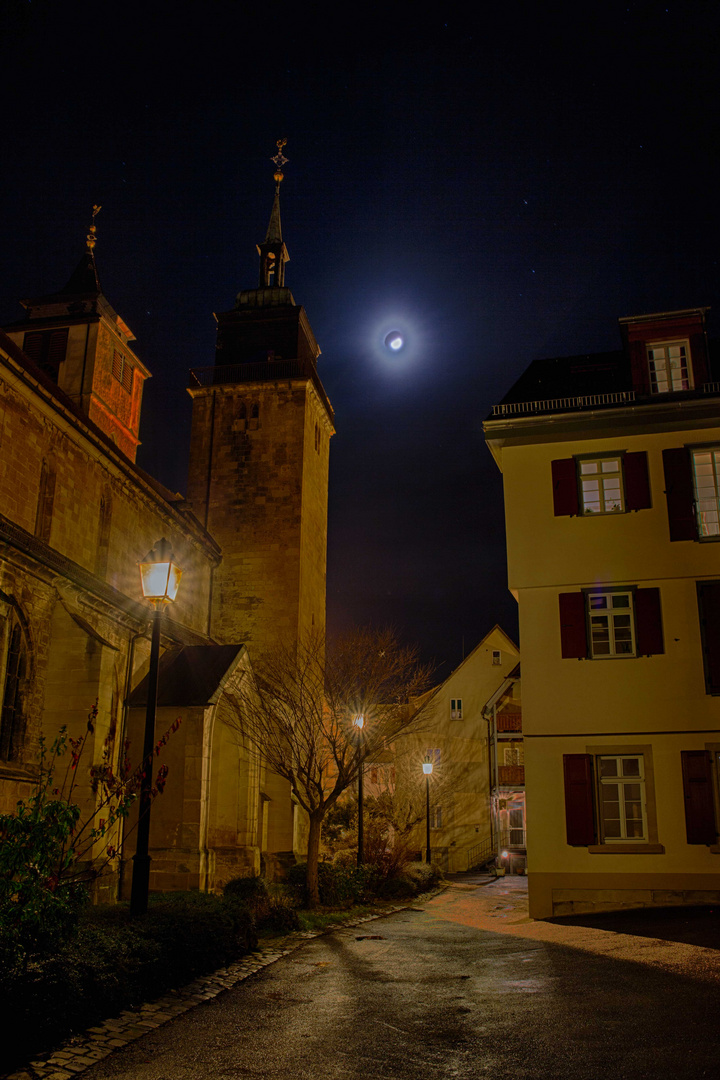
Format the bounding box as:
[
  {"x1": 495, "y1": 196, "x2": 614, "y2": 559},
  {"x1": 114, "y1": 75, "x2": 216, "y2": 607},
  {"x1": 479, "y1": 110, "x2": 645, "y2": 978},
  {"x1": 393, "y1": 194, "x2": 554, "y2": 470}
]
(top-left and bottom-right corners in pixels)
[
  {"x1": 250, "y1": 403, "x2": 259, "y2": 420},
  {"x1": 0, "y1": 606, "x2": 28, "y2": 761},
  {"x1": 236, "y1": 401, "x2": 247, "y2": 421}
]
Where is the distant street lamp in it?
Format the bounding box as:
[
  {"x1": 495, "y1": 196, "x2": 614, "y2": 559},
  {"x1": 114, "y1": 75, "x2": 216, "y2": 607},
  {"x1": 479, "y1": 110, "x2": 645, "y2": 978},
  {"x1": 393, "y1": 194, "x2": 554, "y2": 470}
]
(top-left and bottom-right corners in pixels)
[
  {"x1": 423, "y1": 757, "x2": 433, "y2": 865},
  {"x1": 354, "y1": 715, "x2": 365, "y2": 867},
  {"x1": 130, "y1": 538, "x2": 182, "y2": 916}
]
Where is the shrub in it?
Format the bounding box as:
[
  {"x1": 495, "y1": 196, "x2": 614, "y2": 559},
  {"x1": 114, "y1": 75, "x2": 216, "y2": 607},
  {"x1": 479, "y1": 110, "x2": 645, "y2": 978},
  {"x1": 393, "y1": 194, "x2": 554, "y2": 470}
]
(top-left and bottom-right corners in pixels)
[
  {"x1": 288, "y1": 861, "x2": 379, "y2": 908},
  {"x1": 0, "y1": 891, "x2": 257, "y2": 1072}
]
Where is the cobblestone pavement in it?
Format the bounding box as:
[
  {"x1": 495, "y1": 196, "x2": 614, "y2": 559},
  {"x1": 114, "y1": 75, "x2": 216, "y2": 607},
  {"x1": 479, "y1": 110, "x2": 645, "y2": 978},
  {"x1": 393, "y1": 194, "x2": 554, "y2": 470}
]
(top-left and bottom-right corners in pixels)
[{"x1": 2, "y1": 902, "x2": 422, "y2": 1080}]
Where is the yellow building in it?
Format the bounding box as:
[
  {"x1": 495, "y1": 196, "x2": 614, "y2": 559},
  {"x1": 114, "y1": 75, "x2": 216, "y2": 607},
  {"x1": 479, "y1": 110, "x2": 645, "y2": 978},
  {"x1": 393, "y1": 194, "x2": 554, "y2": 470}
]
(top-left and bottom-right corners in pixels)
[
  {"x1": 485, "y1": 307, "x2": 720, "y2": 917},
  {"x1": 397, "y1": 626, "x2": 519, "y2": 873}
]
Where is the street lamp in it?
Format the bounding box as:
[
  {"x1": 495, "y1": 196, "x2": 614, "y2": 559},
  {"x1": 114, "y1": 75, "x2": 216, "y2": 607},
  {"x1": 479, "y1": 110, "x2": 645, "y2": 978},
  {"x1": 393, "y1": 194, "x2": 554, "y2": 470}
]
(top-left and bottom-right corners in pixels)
[
  {"x1": 130, "y1": 538, "x2": 182, "y2": 916},
  {"x1": 354, "y1": 715, "x2": 365, "y2": 867},
  {"x1": 423, "y1": 757, "x2": 433, "y2": 865}
]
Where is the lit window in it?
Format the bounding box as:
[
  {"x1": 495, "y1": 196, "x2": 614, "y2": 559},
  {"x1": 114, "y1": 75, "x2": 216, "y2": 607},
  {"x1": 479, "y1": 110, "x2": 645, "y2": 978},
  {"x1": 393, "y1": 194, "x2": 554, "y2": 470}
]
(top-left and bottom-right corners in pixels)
[
  {"x1": 430, "y1": 807, "x2": 443, "y2": 829},
  {"x1": 425, "y1": 747, "x2": 441, "y2": 765},
  {"x1": 588, "y1": 591, "x2": 635, "y2": 657},
  {"x1": 692, "y1": 448, "x2": 720, "y2": 538},
  {"x1": 450, "y1": 698, "x2": 462, "y2": 720},
  {"x1": 647, "y1": 340, "x2": 692, "y2": 393},
  {"x1": 598, "y1": 755, "x2": 646, "y2": 841},
  {"x1": 578, "y1": 457, "x2": 624, "y2": 514}
]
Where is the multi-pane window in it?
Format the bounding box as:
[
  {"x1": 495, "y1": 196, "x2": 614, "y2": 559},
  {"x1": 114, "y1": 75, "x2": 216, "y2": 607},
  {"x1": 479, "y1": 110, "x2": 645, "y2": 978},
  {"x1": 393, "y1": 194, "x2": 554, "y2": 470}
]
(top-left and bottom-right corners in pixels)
[
  {"x1": 492, "y1": 650, "x2": 501, "y2": 665},
  {"x1": 450, "y1": 698, "x2": 462, "y2": 719},
  {"x1": 112, "y1": 350, "x2": 134, "y2": 393},
  {"x1": 425, "y1": 747, "x2": 441, "y2": 766},
  {"x1": 691, "y1": 448, "x2": 720, "y2": 538},
  {"x1": 578, "y1": 457, "x2": 624, "y2": 514},
  {"x1": 647, "y1": 340, "x2": 692, "y2": 393},
  {"x1": 588, "y1": 591, "x2": 635, "y2": 657},
  {"x1": 430, "y1": 807, "x2": 443, "y2": 828},
  {"x1": 597, "y1": 755, "x2": 646, "y2": 841}
]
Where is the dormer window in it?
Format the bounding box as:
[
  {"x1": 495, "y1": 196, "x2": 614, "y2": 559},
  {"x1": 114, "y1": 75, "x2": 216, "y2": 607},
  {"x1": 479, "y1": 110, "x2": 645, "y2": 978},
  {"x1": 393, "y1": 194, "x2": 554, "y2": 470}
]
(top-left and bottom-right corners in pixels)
[{"x1": 647, "y1": 340, "x2": 692, "y2": 393}]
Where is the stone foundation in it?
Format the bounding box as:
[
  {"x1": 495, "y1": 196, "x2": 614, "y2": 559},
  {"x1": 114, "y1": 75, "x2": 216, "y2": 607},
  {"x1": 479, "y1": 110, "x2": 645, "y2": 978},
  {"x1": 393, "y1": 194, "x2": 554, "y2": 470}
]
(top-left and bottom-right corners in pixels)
[{"x1": 552, "y1": 888, "x2": 720, "y2": 917}]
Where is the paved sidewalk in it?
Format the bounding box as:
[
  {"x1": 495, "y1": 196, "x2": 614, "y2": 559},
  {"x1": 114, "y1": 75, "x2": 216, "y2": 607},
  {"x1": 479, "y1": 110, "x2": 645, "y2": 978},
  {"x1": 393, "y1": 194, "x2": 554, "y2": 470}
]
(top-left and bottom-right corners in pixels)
[{"x1": 2, "y1": 902, "x2": 421, "y2": 1080}]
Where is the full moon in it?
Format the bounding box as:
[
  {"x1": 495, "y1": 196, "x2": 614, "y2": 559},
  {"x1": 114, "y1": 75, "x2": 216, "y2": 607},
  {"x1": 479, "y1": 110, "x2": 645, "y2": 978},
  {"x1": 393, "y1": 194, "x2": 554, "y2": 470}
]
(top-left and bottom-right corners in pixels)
[{"x1": 384, "y1": 331, "x2": 404, "y2": 351}]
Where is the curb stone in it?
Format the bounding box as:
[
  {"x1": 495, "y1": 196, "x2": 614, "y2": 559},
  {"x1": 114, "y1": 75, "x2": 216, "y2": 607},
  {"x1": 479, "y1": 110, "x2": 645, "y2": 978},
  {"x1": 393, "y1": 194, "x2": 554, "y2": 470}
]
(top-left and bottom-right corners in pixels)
[{"x1": 3, "y1": 891, "x2": 441, "y2": 1080}]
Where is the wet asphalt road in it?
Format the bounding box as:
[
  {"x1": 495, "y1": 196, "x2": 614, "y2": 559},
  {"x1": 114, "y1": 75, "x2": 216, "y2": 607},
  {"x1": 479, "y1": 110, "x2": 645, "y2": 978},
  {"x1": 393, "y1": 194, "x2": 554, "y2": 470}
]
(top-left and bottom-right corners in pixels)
[{"x1": 80, "y1": 880, "x2": 720, "y2": 1080}]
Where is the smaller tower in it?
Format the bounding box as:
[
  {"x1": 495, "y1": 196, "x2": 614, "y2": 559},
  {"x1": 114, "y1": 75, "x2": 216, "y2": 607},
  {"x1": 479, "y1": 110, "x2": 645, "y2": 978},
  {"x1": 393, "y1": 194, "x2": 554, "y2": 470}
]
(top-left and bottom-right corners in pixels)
[{"x1": 3, "y1": 207, "x2": 150, "y2": 461}]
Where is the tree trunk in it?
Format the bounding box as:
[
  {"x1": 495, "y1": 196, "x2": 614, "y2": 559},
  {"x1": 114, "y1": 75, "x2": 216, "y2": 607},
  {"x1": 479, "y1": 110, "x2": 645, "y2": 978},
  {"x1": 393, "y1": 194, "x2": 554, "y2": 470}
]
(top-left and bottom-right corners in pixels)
[{"x1": 305, "y1": 811, "x2": 323, "y2": 908}]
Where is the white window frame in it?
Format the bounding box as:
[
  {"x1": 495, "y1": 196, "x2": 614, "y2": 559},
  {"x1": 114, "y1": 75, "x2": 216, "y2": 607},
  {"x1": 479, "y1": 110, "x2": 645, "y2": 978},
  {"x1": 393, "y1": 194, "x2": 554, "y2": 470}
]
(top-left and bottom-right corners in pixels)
[
  {"x1": 577, "y1": 455, "x2": 625, "y2": 515},
  {"x1": 647, "y1": 338, "x2": 693, "y2": 394},
  {"x1": 492, "y1": 650, "x2": 501, "y2": 665},
  {"x1": 587, "y1": 589, "x2": 636, "y2": 658},
  {"x1": 430, "y1": 806, "x2": 443, "y2": 829},
  {"x1": 691, "y1": 446, "x2": 720, "y2": 539},
  {"x1": 450, "y1": 698, "x2": 462, "y2": 720},
  {"x1": 597, "y1": 754, "x2": 647, "y2": 842}
]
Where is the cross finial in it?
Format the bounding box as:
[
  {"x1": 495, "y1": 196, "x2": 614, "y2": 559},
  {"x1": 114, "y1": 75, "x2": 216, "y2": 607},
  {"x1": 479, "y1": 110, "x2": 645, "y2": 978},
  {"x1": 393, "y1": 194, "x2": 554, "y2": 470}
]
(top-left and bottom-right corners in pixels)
[
  {"x1": 86, "y1": 204, "x2": 102, "y2": 251},
  {"x1": 271, "y1": 138, "x2": 288, "y2": 188}
]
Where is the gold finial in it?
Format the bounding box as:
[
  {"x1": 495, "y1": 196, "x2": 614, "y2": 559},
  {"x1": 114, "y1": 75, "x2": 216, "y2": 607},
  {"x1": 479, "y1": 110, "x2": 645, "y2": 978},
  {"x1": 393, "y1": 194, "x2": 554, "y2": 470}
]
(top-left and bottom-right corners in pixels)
[
  {"x1": 86, "y1": 204, "x2": 102, "y2": 251},
  {"x1": 271, "y1": 138, "x2": 288, "y2": 185}
]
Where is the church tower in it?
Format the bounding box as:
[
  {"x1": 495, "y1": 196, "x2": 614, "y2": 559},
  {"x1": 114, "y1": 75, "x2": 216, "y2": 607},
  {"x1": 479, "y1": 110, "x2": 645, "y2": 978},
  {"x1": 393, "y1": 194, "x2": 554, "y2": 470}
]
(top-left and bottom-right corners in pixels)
[
  {"x1": 186, "y1": 144, "x2": 335, "y2": 655},
  {"x1": 3, "y1": 208, "x2": 150, "y2": 462}
]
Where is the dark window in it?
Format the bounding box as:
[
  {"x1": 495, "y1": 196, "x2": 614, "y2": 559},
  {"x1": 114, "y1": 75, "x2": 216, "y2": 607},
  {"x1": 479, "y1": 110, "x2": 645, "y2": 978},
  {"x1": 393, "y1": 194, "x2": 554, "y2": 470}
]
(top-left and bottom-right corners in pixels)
[
  {"x1": 696, "y1": 581, "x2": 720, "y2": 694},
  {"x1": 0, "y1": 617, "x2": 27, "y2": 761},
  {"x1": 22, "y1": 328, "x2": 68, "y2": 383},
  {"x1": 681, "y1": 750, "x2": 717, "y2": 844},
  {"x1": 35, "y1": 459, "x2": 56, "y2": 542},
  {"x1": 563, "y1": 754, "x2": 596, "y2": 845}
]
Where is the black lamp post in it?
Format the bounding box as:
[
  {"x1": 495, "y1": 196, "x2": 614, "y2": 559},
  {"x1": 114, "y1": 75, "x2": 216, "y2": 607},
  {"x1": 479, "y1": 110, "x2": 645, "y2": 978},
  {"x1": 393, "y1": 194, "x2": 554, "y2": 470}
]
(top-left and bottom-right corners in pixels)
[
  {"x1": 423, "y1": 758, "x2": 433, "y2": 865},
  {"x1": 130, "y1": 538, "x2": 182, "y2": 916},
  {"x1": 354, "y1": 715, "x2": 365, "y2": 866}
]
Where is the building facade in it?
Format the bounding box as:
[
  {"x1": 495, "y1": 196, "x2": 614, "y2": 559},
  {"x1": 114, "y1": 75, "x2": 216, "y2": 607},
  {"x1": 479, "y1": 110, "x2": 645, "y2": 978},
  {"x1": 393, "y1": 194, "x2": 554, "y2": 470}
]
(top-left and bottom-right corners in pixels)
[
  {"x1": 0, "y1": 172, "x2": 332, "y2": 896},
  {"x1": 485, "y1": 307, "x2": 720, "y2": 917},
  {"x1": 483, "y1": 664, "x2": 525, "y2": 874}
]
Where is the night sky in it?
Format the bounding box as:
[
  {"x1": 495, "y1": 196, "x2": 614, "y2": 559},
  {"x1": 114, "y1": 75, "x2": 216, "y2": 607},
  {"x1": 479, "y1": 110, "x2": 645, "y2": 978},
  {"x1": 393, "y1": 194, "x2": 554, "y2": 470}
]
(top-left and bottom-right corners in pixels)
[{"x1": 1, "y1": 2, "x2": 719, "y2": 677}]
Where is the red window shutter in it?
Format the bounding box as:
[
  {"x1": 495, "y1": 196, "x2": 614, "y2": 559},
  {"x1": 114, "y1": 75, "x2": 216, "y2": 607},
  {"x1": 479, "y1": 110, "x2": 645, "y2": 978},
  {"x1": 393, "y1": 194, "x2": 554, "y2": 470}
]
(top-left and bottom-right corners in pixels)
[
  {"x1": 629, "y1": 339, "x2": 650, "y2": 394},
  {"x1": 563, "y1": 754, "x2": 596, "y2": 845},
  {"x1": 662, "y1": 447, "x2": 696, "y2": 541},
  {"x1": 623, "y1": 452, "x2": 651, "y2": 511},
  {"x1": 681, "y1": 750, "x2": 716, "y2": 844},
  {"x1": 688, "y1": 332, "x2": 709, "y2": 387},
  {"x1": 634, "y1": 588, "x2": 664, "y2": 655},
  {"x1": 559, "y1": 592, "x2": 587, "y2": 658},
  {"x1": 697, "y1": 581, "x2": 720, "y2": 695},
  {"x1": 551, "y1": 459, "x2": 579, "y2": 516}
]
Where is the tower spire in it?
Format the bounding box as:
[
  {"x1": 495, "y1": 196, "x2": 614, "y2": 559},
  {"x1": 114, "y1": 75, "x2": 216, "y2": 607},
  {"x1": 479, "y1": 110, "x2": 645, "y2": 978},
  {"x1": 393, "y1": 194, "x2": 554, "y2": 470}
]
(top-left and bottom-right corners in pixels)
[
  {"x1": 257, "y1": 139, "x2": 290, "y2": 288},
  {"x1": 57, "y1": 204, "x2": 103, "y2": 296}
]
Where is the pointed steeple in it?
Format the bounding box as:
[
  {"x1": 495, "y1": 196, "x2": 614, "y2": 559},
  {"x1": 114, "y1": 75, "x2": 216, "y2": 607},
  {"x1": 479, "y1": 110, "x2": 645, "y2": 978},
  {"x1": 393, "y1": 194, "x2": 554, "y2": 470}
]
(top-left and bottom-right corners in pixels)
[
  {"x1": 56, "y1": 204, "x2": 103, "y2": 297},
  {"x1": 256, "y1": 139, "x2": 290, "y2": 288}
]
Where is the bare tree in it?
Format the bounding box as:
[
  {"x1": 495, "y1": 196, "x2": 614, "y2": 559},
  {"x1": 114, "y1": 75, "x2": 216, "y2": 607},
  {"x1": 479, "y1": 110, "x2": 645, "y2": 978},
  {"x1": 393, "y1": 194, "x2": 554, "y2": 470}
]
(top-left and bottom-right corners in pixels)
[{"x1": 222, "y1": 628, "x2": 435, "y2": 906}]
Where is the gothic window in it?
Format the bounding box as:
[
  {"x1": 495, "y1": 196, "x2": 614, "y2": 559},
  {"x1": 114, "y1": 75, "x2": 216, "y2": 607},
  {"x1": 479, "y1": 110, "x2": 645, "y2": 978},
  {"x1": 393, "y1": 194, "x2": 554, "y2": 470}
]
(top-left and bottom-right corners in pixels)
[
  {"x1": 0, "y1": 605, "x2": 28, "y2": 761},
  {"x1": 251, "y1": 403, "x2": 259, "y2": 420},
  {"x1": 35, "y1": 458, "x2": 57, "y2": 542}
]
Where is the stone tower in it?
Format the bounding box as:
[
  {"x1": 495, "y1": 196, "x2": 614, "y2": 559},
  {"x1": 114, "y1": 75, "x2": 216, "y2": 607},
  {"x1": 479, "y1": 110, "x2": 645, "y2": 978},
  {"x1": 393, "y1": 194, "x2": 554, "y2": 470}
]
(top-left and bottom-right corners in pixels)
[
  {"x1": 3, "y1": 208, "x2": 151, "y2": 462},
  {"x1": 186, "y1": 149, "x2": 334, "y2": 656}
]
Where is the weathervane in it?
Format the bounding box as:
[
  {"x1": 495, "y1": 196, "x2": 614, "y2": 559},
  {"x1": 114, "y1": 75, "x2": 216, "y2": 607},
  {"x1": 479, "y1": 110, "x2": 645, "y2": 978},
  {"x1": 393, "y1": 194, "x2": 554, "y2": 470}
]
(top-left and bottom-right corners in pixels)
[
  {"x1": 86, "y1": 204, "x2": 102, "y2": 252},
  {"x1": 271, "y1": 138, "x2": 288, "y2": 188}
]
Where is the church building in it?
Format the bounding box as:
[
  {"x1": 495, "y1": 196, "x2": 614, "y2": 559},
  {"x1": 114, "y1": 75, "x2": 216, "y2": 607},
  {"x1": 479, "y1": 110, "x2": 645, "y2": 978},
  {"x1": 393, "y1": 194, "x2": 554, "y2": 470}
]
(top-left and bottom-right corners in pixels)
[{"x1": 0, "y1": 155, "x2": 334, "y2": 896}]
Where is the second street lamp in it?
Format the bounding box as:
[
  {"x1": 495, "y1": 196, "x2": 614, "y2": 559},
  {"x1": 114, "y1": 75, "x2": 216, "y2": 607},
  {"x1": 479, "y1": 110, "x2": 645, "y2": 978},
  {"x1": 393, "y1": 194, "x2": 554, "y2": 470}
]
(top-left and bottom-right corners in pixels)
[
  {"x1": 423, "y1": 757, "x2": 433, "y2": 865},
  {"x1": 354, "y1": 714, "x2": 365, "y2": 867},
  {"x1": 130, "y1": 538, "x2": 183, "y2": 917}
]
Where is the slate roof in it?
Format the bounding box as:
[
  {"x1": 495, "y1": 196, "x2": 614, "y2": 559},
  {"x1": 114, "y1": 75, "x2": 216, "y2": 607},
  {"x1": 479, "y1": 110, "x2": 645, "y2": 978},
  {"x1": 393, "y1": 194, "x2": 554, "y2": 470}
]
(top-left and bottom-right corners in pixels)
[{"x1": 127, "y1": 644, "x2": 246, "y2": 708}]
